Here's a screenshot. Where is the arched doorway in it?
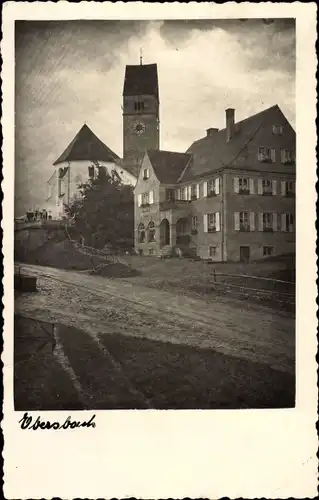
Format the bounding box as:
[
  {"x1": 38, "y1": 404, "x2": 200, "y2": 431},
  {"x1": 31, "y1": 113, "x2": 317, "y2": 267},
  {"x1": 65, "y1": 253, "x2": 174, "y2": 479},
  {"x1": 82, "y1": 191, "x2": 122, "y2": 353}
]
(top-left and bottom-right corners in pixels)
[
  {"x1": 160, "y1": 219, "x2": 170, "y2": 247},
  {"x1": 176, "y1": 217, "x2": 189, "y2": 244},
  {"x1": 138, "y1": 223, "x2": 146, "y2": 243}
]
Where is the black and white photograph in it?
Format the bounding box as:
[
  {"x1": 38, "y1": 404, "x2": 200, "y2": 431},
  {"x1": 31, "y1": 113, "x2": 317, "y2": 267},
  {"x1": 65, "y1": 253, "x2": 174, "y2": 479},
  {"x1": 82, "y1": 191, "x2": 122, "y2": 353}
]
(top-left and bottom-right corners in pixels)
[
  {"x1": 14, "y1": 17, "x2": 297, "y2": 411},
  {"x1": 3, "y1": 2, "x2": 317, "y2": 499}
]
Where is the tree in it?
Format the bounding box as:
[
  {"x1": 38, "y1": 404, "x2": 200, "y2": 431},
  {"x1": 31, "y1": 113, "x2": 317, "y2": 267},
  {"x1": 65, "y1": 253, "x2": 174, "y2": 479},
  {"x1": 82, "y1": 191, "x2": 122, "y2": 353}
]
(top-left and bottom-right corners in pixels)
[{"x1": 65, "y1": 163, "x2": 134, "y2": 250}]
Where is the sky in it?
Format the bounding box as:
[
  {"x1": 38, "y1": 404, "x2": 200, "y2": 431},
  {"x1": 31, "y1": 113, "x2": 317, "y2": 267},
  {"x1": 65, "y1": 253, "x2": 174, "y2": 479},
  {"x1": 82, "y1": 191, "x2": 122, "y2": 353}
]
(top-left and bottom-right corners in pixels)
[{"x1": 15, "y1": 18, "x2": 295, "y2": 215}]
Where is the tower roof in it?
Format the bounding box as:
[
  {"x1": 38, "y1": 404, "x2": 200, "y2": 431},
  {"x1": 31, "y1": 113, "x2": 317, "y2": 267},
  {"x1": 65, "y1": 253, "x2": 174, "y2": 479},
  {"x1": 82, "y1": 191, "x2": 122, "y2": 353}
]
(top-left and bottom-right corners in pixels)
[
  {"x1": 123, "y1": 63, "x2": 159, "y2": 98},
  {"x1": 53, "y1": 124, "x2": 121, "y2": 166}
]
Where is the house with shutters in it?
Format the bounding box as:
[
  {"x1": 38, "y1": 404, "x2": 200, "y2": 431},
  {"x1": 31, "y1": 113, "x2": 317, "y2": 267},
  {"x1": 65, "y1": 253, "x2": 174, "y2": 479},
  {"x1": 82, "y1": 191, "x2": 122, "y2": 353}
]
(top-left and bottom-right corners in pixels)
[
  {"x1": 46, "y1": 124, "x2": 137, "y2": 219},
  {"x1": 134, "y1": 104, "x2": 296, "y2": 261}
]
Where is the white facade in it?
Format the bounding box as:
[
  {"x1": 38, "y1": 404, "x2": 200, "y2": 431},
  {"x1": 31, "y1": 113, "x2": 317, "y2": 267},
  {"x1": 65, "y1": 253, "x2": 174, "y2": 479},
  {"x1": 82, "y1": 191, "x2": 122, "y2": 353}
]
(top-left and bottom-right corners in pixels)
[{"x1": 46, "y1": 160, "x2": 137, "y2": 219}]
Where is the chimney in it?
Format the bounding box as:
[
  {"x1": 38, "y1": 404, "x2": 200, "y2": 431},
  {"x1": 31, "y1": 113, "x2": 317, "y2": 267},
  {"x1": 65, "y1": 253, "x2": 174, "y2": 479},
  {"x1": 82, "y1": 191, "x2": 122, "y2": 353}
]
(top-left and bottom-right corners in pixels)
[
  {"x1": 206, "y1": 127, "x2": 219, "y2": 137},
  {"x1": 226, "y1": 108, "x2": 235, "y2": 142}
]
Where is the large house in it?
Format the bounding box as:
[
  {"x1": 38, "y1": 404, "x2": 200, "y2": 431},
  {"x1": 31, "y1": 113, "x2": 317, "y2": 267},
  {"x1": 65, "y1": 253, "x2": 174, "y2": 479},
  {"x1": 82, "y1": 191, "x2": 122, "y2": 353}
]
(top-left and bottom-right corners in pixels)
[{"x1": 134, "y1": 104, "x2": 296, "y2": 261}]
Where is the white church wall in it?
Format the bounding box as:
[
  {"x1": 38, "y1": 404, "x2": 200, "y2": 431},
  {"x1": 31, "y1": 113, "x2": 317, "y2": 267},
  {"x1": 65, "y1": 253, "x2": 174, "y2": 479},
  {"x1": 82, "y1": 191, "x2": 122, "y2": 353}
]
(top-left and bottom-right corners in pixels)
[{"x1": 46, "y1": 159, "x2": 137, "y2": 219}]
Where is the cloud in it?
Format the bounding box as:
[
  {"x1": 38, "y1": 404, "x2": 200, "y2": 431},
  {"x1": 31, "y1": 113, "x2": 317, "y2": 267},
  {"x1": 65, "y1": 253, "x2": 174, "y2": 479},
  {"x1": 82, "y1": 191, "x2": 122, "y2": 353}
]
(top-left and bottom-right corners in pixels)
[{"x1": 14, "y1": 19, "x2": 295, "y2": 215}]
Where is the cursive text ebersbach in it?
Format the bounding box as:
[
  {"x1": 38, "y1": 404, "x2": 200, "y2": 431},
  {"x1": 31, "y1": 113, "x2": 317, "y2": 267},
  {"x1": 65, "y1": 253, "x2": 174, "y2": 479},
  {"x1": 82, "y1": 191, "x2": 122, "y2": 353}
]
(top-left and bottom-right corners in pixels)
[{"x1": 19, "y1": 412, "x2": 96, "y2": 430}]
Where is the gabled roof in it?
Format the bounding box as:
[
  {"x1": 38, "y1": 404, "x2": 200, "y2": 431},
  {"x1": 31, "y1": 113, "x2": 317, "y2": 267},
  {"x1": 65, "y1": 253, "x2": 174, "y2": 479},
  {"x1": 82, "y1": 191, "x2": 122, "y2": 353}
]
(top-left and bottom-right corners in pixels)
[
  {"x1": 123, "y1": 63, "x2": 159, "y2": 98},
  {"x1": 182, "y1": 104, "x2": 295, "y2": 181},
  {"x1": 53, "y1": 124, "x2": 121, "y2": 166},
  {"x1": 147, "y1": 149, "x2": 192, "y2": 184}
]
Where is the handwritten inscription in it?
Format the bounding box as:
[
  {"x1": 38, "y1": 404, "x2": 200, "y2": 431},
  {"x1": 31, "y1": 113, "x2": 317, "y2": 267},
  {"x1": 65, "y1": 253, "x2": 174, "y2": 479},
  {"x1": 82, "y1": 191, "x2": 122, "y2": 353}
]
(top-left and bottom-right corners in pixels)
[{"x1": 19, "y1": 412, "x2": 96, "y2": 430}]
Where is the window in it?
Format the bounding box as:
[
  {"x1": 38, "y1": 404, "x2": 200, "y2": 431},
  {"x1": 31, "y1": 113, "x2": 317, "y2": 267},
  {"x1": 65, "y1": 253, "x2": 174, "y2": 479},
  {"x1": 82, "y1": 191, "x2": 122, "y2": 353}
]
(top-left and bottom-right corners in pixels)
[
  {"x1": 262, "y1": 212, "x2": 273, "y2": 231},
  {"x1": 258, "y1": 147, "x2": 275, "y2": 162},
  {"x1": 88, "y1": 166, "x2": 95, "y2": 179},
  {"x1": 191, "y1": 184, "x2": 199, "y2": 200},
  {"x1": 204, "y1": 178, "x2": 220, "y2": 197},
  {"x1": 258, "y1": 179, "x2": 276, "y2": 196},
  {"x1": 272, "y1": 125, "x2": 283, "y2": 135},
  {"x1": 263, "y1": 246, "x2": 274, "y2": 256},
  {"x1": 142, "y1": 193, "x2": 149, "y2": 206},
  {"x1": 234, "y1": 177, "x2": 254, "y2": 195},
  {"x1": 134, "y1": 101, "x2": 145, "y2": 112},
  {"x1": 98, "y1": 167, "x2": 106, "y2": 178},
  {"x1": 138, "y1": 190, "x2": 154, "y2": 207},
  {"x1": 234, "y1": 212, "x2": 255, "y2": 231},
  {"x1": 209, "y1": 246, "x2": 217, "y2": 257},
  {"x1": 191, "y1": 216, "x2": 198, "y2": 234},
  {"x1": 281, "y1": 180, "x2": 295, "y2": 197},
  {"x1": 281, "y1": 149, "x2": 295, "y2": 164},
  {"x1": 138, "y1": 223, "x2": 146, "y2": 243},
  {"x1": 239, "y1": 177, "x2": 249, "y2": 194},
  {"x1": 204, "y1": 212, "x2": 220, "y2": 233},
  {"x1": 239, "y1": 212, "x2": 250, "y2": 231},
  {"x1": 143, "y1": 168, "x2": 149, "y2": 180},
  {"x1": 148, "y1": 221, "x2": 156, "y2": 242},
  {"x1": 280, "y1": 213, "x2": 294, "y2": 232},
  {"x1": 262, "y1": 179, "x2": 272, "y2": 195},
  {"x1": 166, "y1": 189, "x2": 175, "y2": 202}
]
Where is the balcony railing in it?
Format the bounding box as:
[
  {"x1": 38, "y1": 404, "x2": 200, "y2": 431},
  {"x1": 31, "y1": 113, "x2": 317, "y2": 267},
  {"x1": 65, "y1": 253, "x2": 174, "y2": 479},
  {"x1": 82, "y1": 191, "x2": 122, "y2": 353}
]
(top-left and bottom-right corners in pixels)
[
  {"x1": 262, "y1": 190, "x2": 273, "y2": 196},
  {"x1": 159, "y1": 199, "x2": 191, "y2": 211},
  {"x1": 239, "y1": 225, "x2": 250, "y2": 232},
  {"x1": 207, "y1": 191, "x2": 218, "y2": 197},
  {"x1": 239, "y1": 188, "x2": 250, "y2": 195},
  {"x1": 263, "y1": 227, "x2": 274, "y2": 232}
]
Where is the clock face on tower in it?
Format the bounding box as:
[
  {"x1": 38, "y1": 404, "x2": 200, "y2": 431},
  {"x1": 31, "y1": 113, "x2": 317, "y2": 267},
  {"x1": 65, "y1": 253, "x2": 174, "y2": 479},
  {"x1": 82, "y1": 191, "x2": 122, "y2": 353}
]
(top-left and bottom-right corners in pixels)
[{"x1": 133, "y1": 122, "x2": 146, "y2": 135}]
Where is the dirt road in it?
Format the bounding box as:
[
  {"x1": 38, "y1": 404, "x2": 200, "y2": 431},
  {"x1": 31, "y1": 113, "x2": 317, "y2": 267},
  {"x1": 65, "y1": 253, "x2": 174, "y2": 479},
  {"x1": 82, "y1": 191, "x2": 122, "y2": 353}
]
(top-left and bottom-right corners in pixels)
[{"x1": 15, "y1": 264, "x2": 295, "y2": 374}]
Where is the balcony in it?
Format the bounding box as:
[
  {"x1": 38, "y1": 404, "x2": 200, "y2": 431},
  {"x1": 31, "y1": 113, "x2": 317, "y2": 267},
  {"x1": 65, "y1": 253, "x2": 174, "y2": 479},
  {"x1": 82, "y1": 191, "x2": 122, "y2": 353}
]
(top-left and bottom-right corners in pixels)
[
  {"x1": 207, "y1": 226, "x2": 217, "y2": 233},
  {"x1": 239, "y1": 225, "x2": 250, "y2": 232},
  {"x1": 239, "y1": 188, "x2": 250, "y2": 195},
  {"x1": 159, "y1": 199, "x2": 191, "y2": 211},
  {"x1": 262, "y1": 191, "x2": 273, "y2": 196},
  {"x1": 207, "y1": 191, "x2": 218, "y2": 198},
  {"x1": 263, "y1": 227, "x2": 274, "y2": 232}
]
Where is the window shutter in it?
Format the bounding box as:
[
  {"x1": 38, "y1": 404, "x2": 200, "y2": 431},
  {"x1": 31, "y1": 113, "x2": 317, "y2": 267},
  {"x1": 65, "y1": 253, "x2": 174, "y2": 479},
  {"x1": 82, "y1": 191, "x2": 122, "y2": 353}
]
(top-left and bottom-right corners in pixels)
[
  {"x1": 270, "y1": 149, "x2": 276, "y2": 163},
  {"x1": 176, "y1": 189, "x2": 180, "y2": 200},
  {"x1": 289, "y1": 214, "x2": 294, "y2": 233},
  {"x1": 272, "y1": 180, "x2": 277, "y2": 196},
  {"x1": 203, "y1": 214, "x2": 208, "y2": 233},
  {"x1": 281, "y1": 181, "x2": 286, "y2": 196},
  {"x1": 137, "y1": 194, "x2": 142, "y2": 207},
  {"x1": 272, "y1": 212, "x2": 278, "y2": 231},
  {"x1": 258, "y1": 212, "x2": 263, "y2": 231},
  {"x1": 234, "y1": 212, "x2": 240, "y2": 231},
  {"x1": 215, "y1": 177, "x2": 220, "y2": 195},
  {"x1": 249, "y1": 178, "x2": 254, "y2": 195},
  {"x1": 183, "y1": 186, "x2": 188, "y2": 200},
  {"x1": 281, "y1": 213, "x2": 287, "y2": 232},
  {"x1": 215, "y1": 212, "x2": 220, "y2": 232},
  {"x1": 234, "y1": 177, "x2": 239, "y2": 193},
  {"x1": 257, "y1": 179, "x2": 263, "y2": 195},
  {"x1": 149, "y1": 190, "x2": 154, "y2": 204},
  {"x1": 249, "y1": 212, "x2": 255, "y2": 231},
  {"x1": 203, "y1": 181, "x2": 208, "y2": 198},
  {"x1": 196, "y1": 184, "x2": 200, "y2": 199},
  {"x1": 188, "y1": 186, "x2": 192, "y2": 200},
  {"x1": 280, "y1": 149, "x2": 286, "y2": 163}
]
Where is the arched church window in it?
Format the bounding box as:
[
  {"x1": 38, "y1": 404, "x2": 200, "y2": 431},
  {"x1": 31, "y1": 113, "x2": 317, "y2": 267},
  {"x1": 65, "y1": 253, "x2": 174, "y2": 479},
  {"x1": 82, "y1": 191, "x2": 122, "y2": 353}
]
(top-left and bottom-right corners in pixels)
[
  {"x1": 148, "y1": 221, "x2": 156, "y2": 242},
  {"x1": 138, "y1": 223, "x2": 146, "y2": 243}
]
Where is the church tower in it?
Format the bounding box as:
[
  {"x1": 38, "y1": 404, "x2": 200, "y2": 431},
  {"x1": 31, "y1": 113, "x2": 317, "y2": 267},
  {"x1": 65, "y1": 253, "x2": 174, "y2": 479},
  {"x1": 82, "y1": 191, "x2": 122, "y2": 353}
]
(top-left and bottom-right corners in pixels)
[{"x1": 122, "y1": 61, "x2": 160, "y2": 177}]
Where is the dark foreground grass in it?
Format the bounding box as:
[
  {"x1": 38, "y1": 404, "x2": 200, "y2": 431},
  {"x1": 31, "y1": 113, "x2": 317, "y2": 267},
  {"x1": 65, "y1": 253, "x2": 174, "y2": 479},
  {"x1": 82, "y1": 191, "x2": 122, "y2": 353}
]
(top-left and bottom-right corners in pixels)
[
  {"x1": 99, "y1": 333, "x2": 295, "y2": 409},
  {"x1": 14, "y1": 316, "x2": 83, "y2": 410},
  {"x1": 14, "y1": 316, "x2": 295, "y2": 410}
]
